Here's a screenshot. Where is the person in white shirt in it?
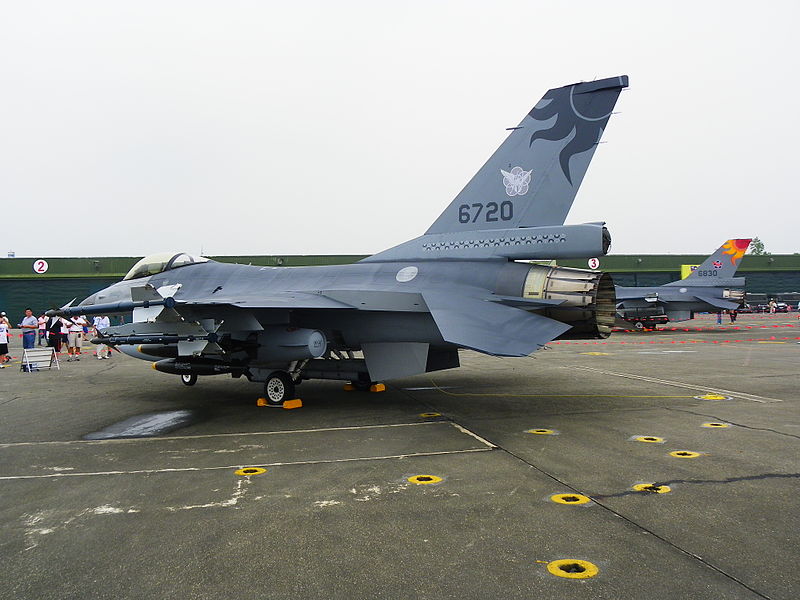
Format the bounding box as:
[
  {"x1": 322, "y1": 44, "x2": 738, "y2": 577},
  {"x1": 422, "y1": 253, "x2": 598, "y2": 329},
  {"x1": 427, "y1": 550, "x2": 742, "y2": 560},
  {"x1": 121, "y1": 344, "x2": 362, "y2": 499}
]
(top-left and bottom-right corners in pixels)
[
  {"x1": 60, "y1": 318, "x2": 70, "y2": 347},
  {"x1": 66, "y1": 316, "x2": 87, "y2": 361},
  {"x1": 0, "y1": 320, "x2": 10, "y2": 367},
  {"x1": 37, "y1": 314, "x2": 47, "y2": 346},
  {"x1": 93, "y1": 315, "x2": 111, "y2": 359}
]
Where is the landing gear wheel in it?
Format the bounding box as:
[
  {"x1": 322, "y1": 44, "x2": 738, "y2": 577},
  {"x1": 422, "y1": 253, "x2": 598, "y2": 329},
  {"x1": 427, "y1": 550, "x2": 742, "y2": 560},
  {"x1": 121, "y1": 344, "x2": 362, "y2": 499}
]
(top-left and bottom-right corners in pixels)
[
  {"x1": 353, "y1": 380, "x2": 372, "y2": 392},
  {"x1": 633, "y1": 321, "x2": 644, "y2": 330},
  {"x1": 264, "y1": 371, "x2": 295, "y2": 405},
  {"x1": 181, "y1": 373, "x2": 198, "y2": 386}
]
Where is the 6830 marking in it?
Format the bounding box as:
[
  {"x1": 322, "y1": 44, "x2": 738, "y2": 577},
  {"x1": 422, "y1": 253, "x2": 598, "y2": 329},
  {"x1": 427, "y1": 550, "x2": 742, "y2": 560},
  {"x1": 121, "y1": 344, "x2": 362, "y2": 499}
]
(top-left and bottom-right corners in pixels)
[{"x1": 458, "y1": 201, "x2": 513, "y2": 224}]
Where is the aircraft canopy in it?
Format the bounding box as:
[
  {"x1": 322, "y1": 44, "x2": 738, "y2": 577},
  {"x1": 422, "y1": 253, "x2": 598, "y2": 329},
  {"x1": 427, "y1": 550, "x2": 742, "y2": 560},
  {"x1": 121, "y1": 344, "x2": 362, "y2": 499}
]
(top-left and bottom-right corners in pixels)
[{"x1": 123, "y1": 252, "x2": 209, "y2": 281}]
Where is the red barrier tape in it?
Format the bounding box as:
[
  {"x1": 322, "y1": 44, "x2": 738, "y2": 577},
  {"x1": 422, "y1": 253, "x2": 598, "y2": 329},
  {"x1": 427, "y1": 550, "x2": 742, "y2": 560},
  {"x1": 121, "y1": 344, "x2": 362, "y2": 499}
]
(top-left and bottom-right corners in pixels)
[
  {"x1": 554, "y1": 336, "x2": 800, "y2": 346},
  {"x1": 615, "y1": 322, "x2": 797, "y2": 334}
]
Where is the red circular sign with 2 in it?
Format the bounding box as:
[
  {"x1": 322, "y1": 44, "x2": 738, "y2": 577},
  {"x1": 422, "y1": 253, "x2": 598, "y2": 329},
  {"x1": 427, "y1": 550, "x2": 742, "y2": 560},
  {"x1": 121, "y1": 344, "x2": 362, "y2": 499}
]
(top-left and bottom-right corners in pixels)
[{"x1": 33, "y1": 259, "x2": 49, "y2": 274}]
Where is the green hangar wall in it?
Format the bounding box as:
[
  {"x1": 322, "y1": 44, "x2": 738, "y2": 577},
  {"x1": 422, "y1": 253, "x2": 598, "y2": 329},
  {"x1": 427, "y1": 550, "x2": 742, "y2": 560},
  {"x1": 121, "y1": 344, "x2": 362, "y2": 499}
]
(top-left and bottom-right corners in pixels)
[{"x1": 1, "y1": 254, "x2": 799, "y2": 321}]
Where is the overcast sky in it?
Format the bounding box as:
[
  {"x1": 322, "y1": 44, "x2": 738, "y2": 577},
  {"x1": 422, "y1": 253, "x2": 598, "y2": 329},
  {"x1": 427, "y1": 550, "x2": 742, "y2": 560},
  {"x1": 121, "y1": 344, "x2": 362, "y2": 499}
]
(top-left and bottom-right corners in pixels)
[{"x1": 2, "y1": 1, "x2": 798, "y2": 259}]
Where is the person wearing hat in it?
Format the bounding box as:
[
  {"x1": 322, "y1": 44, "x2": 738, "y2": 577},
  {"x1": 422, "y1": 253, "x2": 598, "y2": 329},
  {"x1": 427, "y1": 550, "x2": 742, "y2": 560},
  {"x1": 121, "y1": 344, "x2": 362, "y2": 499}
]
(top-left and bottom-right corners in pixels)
[{"x1": 0, "y1": 312, "x2": 9, "y2": 327}]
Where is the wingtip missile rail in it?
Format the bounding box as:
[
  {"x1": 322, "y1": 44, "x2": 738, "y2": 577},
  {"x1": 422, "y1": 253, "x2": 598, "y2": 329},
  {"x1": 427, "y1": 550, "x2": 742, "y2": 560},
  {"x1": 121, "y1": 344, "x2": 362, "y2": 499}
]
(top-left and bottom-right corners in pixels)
[{"x1": 46, "y1": 297, "x2": 176, "y2": 318}]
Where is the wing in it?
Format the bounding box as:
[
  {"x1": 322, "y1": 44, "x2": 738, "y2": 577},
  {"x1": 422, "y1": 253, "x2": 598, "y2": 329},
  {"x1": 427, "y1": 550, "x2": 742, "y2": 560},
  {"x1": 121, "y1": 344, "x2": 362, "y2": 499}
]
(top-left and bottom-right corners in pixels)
[
  {"x1": 179, "y1": 291, "x2": 355, "y2": 310},
  {"x1": 692, "y1": 293, "x2": 742, "y2": 310}
]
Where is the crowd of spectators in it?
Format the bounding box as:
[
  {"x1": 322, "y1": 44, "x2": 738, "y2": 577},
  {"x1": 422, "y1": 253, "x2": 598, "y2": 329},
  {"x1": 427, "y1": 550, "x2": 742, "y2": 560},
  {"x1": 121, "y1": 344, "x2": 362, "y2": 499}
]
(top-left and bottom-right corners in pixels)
[{"x1": 0, "y1": 309, "x2": 112, "y2": 367}]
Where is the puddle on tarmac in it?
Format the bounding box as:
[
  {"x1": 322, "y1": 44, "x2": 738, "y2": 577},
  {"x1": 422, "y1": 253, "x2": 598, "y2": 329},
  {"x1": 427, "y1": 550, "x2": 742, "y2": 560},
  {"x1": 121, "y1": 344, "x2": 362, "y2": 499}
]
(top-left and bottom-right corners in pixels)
[{"x1": 84, "y1": 410, "x2": 198, "y2": 440}]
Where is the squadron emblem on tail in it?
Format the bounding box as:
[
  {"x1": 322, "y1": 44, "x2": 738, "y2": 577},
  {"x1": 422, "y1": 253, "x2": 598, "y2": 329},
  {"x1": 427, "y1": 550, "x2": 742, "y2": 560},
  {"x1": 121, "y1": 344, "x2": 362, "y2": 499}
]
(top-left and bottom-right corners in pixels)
[{"x1": 500, "y1": 167, "x2": 532, "y2": 197}]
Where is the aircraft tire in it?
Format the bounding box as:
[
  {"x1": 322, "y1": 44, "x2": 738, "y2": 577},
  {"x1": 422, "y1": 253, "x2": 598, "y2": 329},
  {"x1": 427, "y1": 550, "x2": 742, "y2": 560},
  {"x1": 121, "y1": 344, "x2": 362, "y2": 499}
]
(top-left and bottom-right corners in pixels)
[
  {"x1": 181, "y1": 373, "x2": 198, "y2": 386},
  {"x1": 633, "y1": 321, "x2": 644, "y2": 330},
  {"x1": 264, "y1": 371, "x2": 295, "y2": 405}
]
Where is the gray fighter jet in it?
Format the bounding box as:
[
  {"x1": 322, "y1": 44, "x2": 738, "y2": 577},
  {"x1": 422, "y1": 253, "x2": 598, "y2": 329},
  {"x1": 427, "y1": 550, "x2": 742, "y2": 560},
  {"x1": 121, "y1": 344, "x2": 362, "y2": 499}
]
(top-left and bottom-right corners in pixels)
[
  {"x1": 51, "y1": 75, "x2": 628, "y2": 403},
  {"x1": 616, "y1": 238, "x2": 751, "y2": 329}
]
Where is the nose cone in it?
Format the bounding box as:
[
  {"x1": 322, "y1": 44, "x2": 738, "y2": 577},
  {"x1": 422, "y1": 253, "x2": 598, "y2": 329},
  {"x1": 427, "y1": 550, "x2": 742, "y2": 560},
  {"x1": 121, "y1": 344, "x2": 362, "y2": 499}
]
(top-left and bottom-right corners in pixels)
[
  {"x1": 80, "y1": 291, "x2": 101, "y2": 306},
  {"x1": 80, "y1": 280, "x2": 134, "y2": 308}
]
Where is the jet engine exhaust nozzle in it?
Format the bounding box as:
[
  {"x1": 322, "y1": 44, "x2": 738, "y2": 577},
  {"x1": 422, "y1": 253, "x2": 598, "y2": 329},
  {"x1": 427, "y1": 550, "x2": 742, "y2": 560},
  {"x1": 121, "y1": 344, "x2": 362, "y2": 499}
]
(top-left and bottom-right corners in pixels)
[{"x1": 522, "y1": 265, "x2": 616, "y2": 339}]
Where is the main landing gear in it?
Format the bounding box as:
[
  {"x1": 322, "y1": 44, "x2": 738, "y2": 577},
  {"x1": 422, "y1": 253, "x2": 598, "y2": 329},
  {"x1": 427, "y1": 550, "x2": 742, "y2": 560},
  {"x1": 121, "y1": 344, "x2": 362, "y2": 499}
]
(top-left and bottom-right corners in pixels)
[{"x1": 264, "y1": 371, "x2": 295, "y2": 405}]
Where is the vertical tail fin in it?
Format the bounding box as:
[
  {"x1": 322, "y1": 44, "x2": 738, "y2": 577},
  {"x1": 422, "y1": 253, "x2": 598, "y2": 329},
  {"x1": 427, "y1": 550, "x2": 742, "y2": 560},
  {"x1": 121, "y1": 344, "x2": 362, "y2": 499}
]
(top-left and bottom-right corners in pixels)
[
  {"x1": 673, "y1": 239, "x2": 752, "y2": 284},
  {"x1": 425, "y1": 75, "x2": 628, "y2": 235}
]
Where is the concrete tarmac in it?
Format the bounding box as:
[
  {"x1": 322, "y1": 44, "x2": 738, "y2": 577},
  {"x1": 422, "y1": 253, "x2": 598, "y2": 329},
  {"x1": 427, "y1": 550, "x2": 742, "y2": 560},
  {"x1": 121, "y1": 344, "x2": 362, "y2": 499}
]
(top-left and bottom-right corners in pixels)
[{"x1": 1, "y1": 312, "x2": 798, "y2": 599}]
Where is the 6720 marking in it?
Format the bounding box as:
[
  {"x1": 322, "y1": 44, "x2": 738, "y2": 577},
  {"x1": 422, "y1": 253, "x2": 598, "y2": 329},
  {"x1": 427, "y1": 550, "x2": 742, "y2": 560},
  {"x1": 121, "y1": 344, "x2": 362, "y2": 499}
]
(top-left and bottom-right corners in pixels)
[{"x1": 458, "y1": 201, "x2": 513, "y2": 224}]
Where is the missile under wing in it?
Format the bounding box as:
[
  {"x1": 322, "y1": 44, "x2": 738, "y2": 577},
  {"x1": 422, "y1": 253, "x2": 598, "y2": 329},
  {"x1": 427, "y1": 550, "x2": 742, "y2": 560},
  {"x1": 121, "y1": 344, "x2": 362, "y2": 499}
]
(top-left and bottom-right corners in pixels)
[{"x1": 54, "y1": 76, "x2": 629, "y2": 403}]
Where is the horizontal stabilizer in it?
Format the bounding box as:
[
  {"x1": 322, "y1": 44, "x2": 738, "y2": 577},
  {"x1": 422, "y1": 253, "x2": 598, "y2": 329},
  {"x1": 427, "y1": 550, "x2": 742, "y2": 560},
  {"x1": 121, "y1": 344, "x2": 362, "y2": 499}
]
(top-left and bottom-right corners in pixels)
[
  {"x1": 423, "y1": 292, "x2": 570, "y2": 357},
  {"x1": 692, "y1": 294, "x2": 742, "y2": 311},
  {"x1": 488, "y1": 296, "x2": 564, "y2": 309}
]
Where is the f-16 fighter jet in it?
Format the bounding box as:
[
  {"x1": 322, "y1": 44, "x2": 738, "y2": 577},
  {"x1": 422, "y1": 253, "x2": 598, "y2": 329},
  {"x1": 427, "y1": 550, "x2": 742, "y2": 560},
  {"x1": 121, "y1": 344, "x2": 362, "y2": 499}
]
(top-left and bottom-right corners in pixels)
[
  {"x1": 51, "y1": 76, "x2": 628, "y2": 403},
  {"x1": 616, "y1": 239, "x2": 751, "y2": 329}
]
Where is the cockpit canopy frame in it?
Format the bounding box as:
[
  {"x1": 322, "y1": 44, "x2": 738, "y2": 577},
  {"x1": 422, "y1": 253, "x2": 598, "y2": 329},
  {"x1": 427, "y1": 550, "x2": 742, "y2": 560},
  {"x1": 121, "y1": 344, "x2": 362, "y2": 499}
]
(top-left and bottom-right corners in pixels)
[{"x1": 123, "y1": 252, "x2": 209, "y2": 281}]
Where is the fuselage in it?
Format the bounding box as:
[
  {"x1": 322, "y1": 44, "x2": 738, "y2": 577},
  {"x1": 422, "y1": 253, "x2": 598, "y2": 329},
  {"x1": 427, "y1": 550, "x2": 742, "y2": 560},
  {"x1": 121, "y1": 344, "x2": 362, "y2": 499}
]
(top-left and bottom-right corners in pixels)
[
  {"x1": 82, "y1": 258, "x2": 520, "y2": 349},
  {"x1": 616, "y1": 285, "x2": 727, "y2": 312}
]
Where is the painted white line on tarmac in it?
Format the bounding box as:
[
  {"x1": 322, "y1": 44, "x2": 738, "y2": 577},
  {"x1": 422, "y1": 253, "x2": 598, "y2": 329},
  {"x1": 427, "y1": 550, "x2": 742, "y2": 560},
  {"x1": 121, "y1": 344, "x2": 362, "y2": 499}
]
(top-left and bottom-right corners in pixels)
[
  {"x1": 636, "y1": 351, "x2": 698, "y2": 354},
  {"x1": 403, "y1": 386, "x2": 458, "y2": 391},
  {"x1": 572, "y1": 366, "x2": 783, "y2": 403},
  {"x1": 0, "y1": 421, "x2": 442, "y2": 448},
  {"x1": 0, "y1": 447, "x2": 494, "y2": 480},
  {"x1": 450, "y1": 423, "x2": 497, "y2": 448}
]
